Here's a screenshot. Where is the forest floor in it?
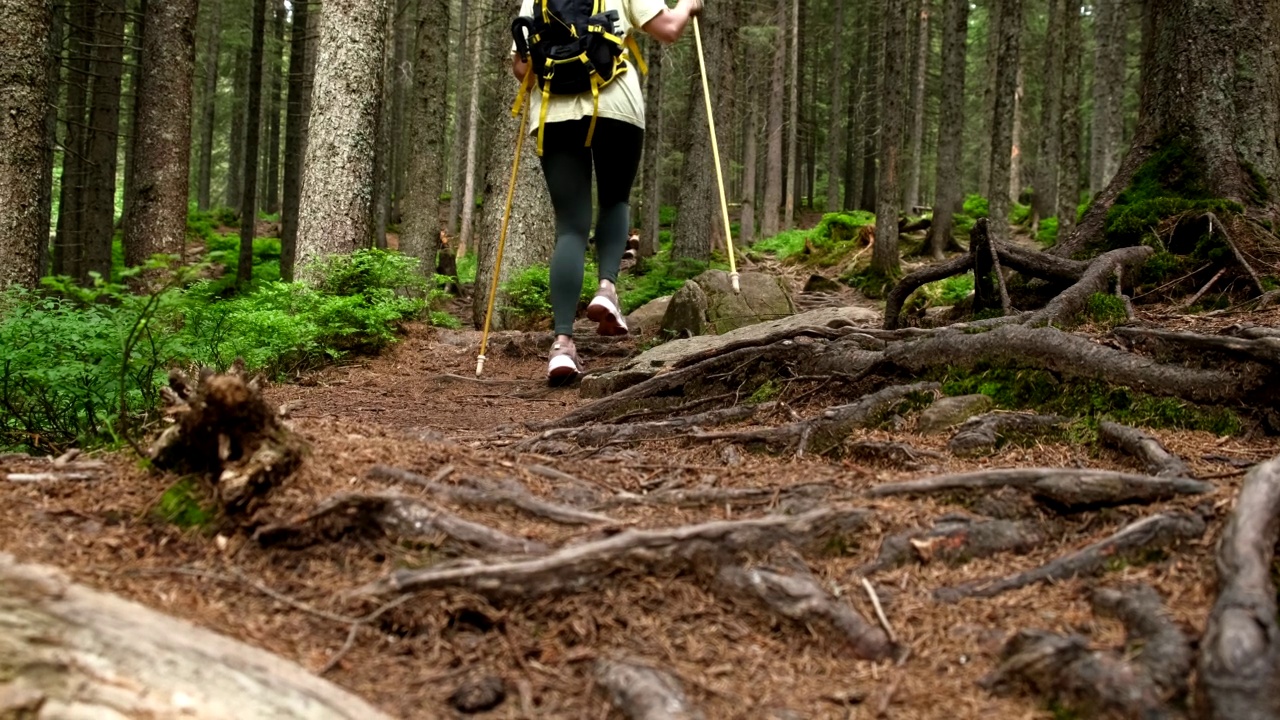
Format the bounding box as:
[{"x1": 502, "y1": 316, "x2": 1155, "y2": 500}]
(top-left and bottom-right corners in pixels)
[{"x1": 3, "y1": 246, "x2": 1278, "y2": 719}]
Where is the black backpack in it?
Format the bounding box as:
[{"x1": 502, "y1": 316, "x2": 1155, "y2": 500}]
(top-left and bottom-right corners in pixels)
[{"x1": 512, "y1": 0, "x2": 647, "y2": 155}]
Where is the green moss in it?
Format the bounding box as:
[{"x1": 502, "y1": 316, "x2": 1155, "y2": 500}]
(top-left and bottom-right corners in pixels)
[
  {"x1": 154, "y1": 479, "x2": 214, "y2": 529},
  {"x1": 937, "y1": 365, "x2": 1242, "y2": 435},
  {"x1": 1009, "y1": 202, "x2": 1031, "y2": 226},
  {"x1": 750, "y1": 229, "x2": 810, "y2": 260},
  {"x1": 1083, "y1": 292, "x2": 1128, "y2": 327},
  {"x1": 963, "y1": 194, "x2": 990, "y2": 219},
  {"x1": 1036, "y1": 217, "x2": 1059, "y2": 248},
  {"x1": 843, "y1": 266, "x2": 900, "y2": 299},
  {"x1": 747, "y1": 379, "x2": 781, "y2": 404}
]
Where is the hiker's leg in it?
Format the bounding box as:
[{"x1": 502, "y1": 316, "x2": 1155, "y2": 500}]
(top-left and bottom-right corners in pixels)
[
  {"x1": 591, "y1": 119, "x2": 644, "y2": 285},
  {"x1": 539, "y1": 119, "x2": 594, "y2": 337}
]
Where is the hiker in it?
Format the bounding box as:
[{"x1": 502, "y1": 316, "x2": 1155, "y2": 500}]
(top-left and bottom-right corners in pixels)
[{"x1": 511, "y1": 0, "x2": 703, "y2": 382}]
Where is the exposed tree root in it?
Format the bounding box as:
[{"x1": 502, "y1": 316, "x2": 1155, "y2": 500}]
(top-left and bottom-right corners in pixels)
[
  {"x1": 845, "y1": 440, "x2": 945, "y2": 469},
  {"x1": 935, "y1": 511, "x2": 1206, "y2": 602},
  {"x1": 691, "y1": 383, "x2": 938, "y2": 457},
  {"x1": 981, "y1": 584, "x2": 1190, "y2": 719},
  {"x1": 1022, "y1": 246, "x2": 1154, "y2": 327},
  {"x1": 867, "y1": 468, "x2": 1212, "y2": 510},
  {"x1": 947, "y1": 412, "x2": 1067, "y2": 456},
  {"x1": 594, "y1": 482, "x2": 847, "y2": 512},
  {"x1": 716, "y1": 549, "x2": 894, "y2": 661},
  {"x1": 253, "y1": 493, "x2": 549, "y2": 555},
  {"x1": 149, "y1": 367, "x2": 305, "y2": 518},
  {"x1": 668, "y1": 324, "x2": 872, "y2": 370},
  {"x1": 860, "y1": 515, "x2": 1046, "y2": 575},
  {"x1": 879, "y1": 324, "x2": 1269, "y2": 406},
  {"x1": 1098, "y1": 421, "x2": 1192, "y2": 478},
  {"x1": 366, "y1": 465, "x2": 615, "y2": 526},
  {"x1": 995, "y1": 242, "x2": 1089, "y2": 283},
  {"x1": 515, "y1": 404, "x2": 770, "y2": 453},
  {"x1": 595, "y1": 657, "x2": 701, "y2": 720},
  {"x1": 883, "y1": 253, "x2": 974, "y2": 330},
  {"x1": 1197, "y1": 454, "x2": 1280, "y2": 720},
  {"x1": 358, "y1": 506, "x2": 873, "y2": 597},
  {"x1": 1114, "y1": 326, "x2": 1280, "y2": 365}
]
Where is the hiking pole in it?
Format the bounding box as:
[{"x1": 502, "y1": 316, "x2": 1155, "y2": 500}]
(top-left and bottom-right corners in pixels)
[
  {"x1": 476, "y1": 71, "x2": 533, "y2": 377},
  {"x1": 691, "y1": 16, "x2": 740, "y2": 293}
]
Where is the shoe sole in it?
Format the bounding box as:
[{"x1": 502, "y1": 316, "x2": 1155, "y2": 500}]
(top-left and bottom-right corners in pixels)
[
  {"x1": 587, "y1": 296, "x2": 629, "y2": 336},
  {"x1": 547, "y1": 354, "x2": 580, "y2": 384}
]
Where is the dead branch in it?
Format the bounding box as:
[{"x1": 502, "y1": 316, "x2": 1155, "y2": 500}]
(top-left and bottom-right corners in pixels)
[
  {"x1": 254, "y1": 493, "x2": 549, "y2": 555},
  {"x1": 883, "y1": 253, "x2": 974, "y2": 330},
  {"x1": 1022, "y1": 245, "x2": 1154, "y2": 327},
  {"x1": 866, "y1": 468, "x2": 1212, "y2": 510},
  {"x1": 1208, "y1": 211, "x2": 1268, "y2": 295},
  {"x1": 947, "y1": 412, "x2": 1066, "y2": 456},
  {"x1": 716, "y1": 550, "x2": 894, "y2": 661},
  {"x1": 595, "y1": 657, "x2": 702, "y2": 720},
  {"x1": 935, "y1": 511, "x2": 1206, "y2": 602},
  {"x1": 0, "y1": 554, "x2": 392, "y2": 719},
  {"x1": 1197, "y1": 454, "x2": 1280, "y2": 720},
  {"x1": 358, "y1": 506, "x2": 873, "y2": 598},
  {"x1": 1097, "y1": 421, "x2": 1191, "y2": 478},
  {"x1": 367, "y1": 466, "x2": 615, "y2": 526},
  {"x1": 692, "y1": 382, "x2": 939, "y2": 457},
  {"x1": 4, "y1": 471, "x2": 98, "y2": 482},
  {"x1": 860, "y1": 515, "x2": 1045, "y2": 575},
  {"x1": 1184, "y1": 266, "x2": 1227, "y2": 309}
]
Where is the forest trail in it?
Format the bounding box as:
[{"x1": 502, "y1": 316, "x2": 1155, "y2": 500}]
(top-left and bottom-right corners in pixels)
[{"x1": 4, "y1": 296, "x2": 1279, "y2": 718}]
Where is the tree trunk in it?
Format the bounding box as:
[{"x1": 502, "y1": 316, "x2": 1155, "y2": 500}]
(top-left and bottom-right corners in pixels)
[
  {"x1": 640, "y1": 39, "x2": 665, "y2": 256},
  {"x1": 902, "y1": 0, "x2": 929, "y2": 213},
  {"x1": 225, "y1": 46, "x2": 247, "y2": 210},
  {"x1": 857, "y1": 0, "x2": 880, "y2": 212},
  {"x1": 265, "y1": 0, "x2": 285, "y2": 215},
  {"x1": 977, "y1": 0, "x2": 1000, "y2": 199},
  {"x1": 457, "y1": 0, "x2": 488, "y2": 257},
  {"x1": 37, "y1": 0, "x2": 61, "y2": 278},
  {"x1": 237, "y1": 0, "x2": 267, "y2": 286},
  {"x1": 83, "y1": 0, "x2": 126, "y2": 280},
  {"x1": 280, "y1": 0, "x2": 310, "y2": 281},
  {"x1": 55, "y1": 0, "x2": 92, "y2": 279},
  {"x1": 391, "y1": 0, "x2": 414, "y2": 226},
  {"x1": 296, "y1": 0, "x2": 390, "y2": 274},
  {"x1": 761, "y1": 0, "x2": 785, "y2": 237},
  {"x1": 1089, "y1": 0, "x2": 1127, "y2": 194},
  {"x1": 842, "y1": 5, "x2": 862, "y2": 212},
  {"x1": 1031, "y1": 0, "x2": 1064, "y2": 222},
  {"x1": 0, "y1": 554, "x2": 393, "y2": 719},
  {"x1": 0, "y1": 0, "x2": 53, "y2": 290},
  {"x1": 447, "y1": 0, "x2": 471, "y2": 236},
  {"x1": 740, "y1": 79, "x2": 758, "y2": 247},
  {"x1": 782, "y1": 0, "x2": 800, "y2": 229},
  {"x1": 1055, "y1": 0, "x2": 1280, "y2": 258},
  {"x1": 118, "y1": 0, "x2": 143, "y2": 235},
  {"x1": 673, "y1": 3, "x2": 730, "y2": 262},
  {"x1": 401, "y1": 0, "x2": 451, "y2": 272},
  {"x1": 196, "y1": 0, "x2": 221, "y2": 212},
  {"x1": 823, "y1": 0, "x2": 845, "y2": 213},
  {"x1": 1009, "y1": 61, "x2": 1023, "y2": 204},
  {"x1": 371, "y1": 0, "x2": 396, "y2": 249},
  {"x1": 122, "y1": 0, "x2": 199, "y2": 270},
  {"x1": 1055, "y1": 0, "x2": 1082, "y2": 237},
  {"x1": 987, "y1": 0, "x2": 1021, "y2": 246},
  {"x1": 926, "y1": 0, "x2": 968, "y2": 259},
  {"x1": 872, "y1": 0, "x2": 908, "y2": 277}
]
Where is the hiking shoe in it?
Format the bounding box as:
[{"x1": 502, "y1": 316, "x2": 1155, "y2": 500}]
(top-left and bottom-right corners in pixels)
[
  {"x1": 587, "y1": 284, "x2": 629, "y2": 336},
  {"x1": 547, "y1": 338, "x2": 582, "y2": 384}
]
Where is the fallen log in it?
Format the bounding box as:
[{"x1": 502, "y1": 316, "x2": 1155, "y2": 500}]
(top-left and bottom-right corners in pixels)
[
  {"x1": 947, "y1": 412, "x2": 1066, "y2": 456},
  {"x1": 595, "y1": 657, "x2": 702, "y2": 720},
  {"x1": 1197, "y1": 455, "x2": 1280, "y2": 720},
  {"x1": 866, "y1": 468, "x2": 1212, "y2": 510},
  {"x1": 860, "y1": 515, "x2": 1045, "y2": 575},
  {"x1": 1097, "y1": 421, "x2": 1192, "y2": 478},
  {"x1": 936, "y1": 511, "x2": 1206, "y2": 602},
  {"x1": 0, "y1": 554, "x2": 391, "y2": 719},
  {"x1": 367, "y1": 466, "x2": 615, "y2": 526},
  {"x1": 253, "y1": 493, "x2": 549, "y2": 555},
  {"x1": 716, "y1": 550, "x2": 894, "y2": 661},
  {"x1": 359, "y1": 506, "x2": 873, "y2": 597}
]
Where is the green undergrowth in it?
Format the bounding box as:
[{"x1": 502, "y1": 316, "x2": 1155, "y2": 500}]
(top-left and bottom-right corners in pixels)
[
  {"x1": 936, "y1": 365, "x2": 1242, "y2": 436},
  {"x1": 153, "y1": 478, "x2": 215, "y2": 529},
  {"x1": 1036, "y1": 217, "x2": 1059, "y2": 247},
  {"x1": 1, "y1": 248, "x2": 432, "y2": 453},
  {"x1": 749, "y1": 211, "x2": 876, "y2": 265},
  {"x1": 842, "y1": 266, "x2": 901, "y2": 299},
  {"x1": 1081, "y1": 292, "x2": 1129, "y2": 328}
]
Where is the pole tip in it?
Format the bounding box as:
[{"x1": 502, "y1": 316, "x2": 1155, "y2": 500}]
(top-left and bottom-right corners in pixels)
[
  {"x1": 475, "y1": 356, "x2": 487, "y2": 377},
  {"x1": 730, "y1": 272, "x2": 741, "y2": 293}
]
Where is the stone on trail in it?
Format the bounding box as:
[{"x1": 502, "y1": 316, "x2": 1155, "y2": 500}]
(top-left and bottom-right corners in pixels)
[
  {"x1": 581, "y1": 305, "x2": 881, "y2": 398},
  {"x1": 917, "y1": 394, "x2": 994, "y2": 434},
  {"x1": 803, "y1": 274, "x2": 843, "y2": 293},
  {"x1": 625, "y1": 295, "x2": 672, "y2": 337},
  {"x1": 660, "y1": 270, "x2": 796, "y2": 338}
]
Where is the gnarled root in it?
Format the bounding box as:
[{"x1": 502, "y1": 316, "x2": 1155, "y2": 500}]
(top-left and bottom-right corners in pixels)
[
  {"x1": 860, "y1": 515, "x2": 1046, "y2": 575},
  {"x1": 867, "y1": 468, "x2": 1212, "y2": 511},
  {"x1": 1097, "y1": 421, "x2": 1192, "y2": 478},
  {"x1": 947, "y1": 412, "x2": 1066, "y2": 456}
]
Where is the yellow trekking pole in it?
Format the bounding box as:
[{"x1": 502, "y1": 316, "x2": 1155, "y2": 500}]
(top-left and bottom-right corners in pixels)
[
  {"x1": 476, "y1": 71, "x2": 533, "y2": 377},
  {"x1": 691, "y1": 16, "x2": 740, "y2": 293}
]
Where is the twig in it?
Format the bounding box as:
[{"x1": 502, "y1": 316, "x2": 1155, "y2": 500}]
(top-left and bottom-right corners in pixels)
[
  {"x1": 1208, "y1": 212, "x2": 1268, "y2": 295},
  {"x1": 1184, "y1": 267, "x2": 1227, "y2": 309},
  {"x1": 988, "y1": 232, "x2": 1013, "y2": 315},
  {"x1": 861, "y1": 577, "x2": 896, "y2": 645}
]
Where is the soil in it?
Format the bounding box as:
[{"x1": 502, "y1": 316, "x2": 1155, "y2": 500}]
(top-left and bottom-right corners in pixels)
[{"x1": 3, "y1": 241, "x2": 1277, "y2": 719}]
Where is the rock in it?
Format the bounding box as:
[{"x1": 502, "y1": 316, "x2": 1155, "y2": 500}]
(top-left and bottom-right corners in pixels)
[
  {"x1": 449, "y1": 675, "x2": 506, "y2": 714},
  {"x1": 625, "y1": 295, "x2": 672, "y2": 337},
  {"x1": 661, "y1": 270, "x2": 796, "y2": 338},
  {"x1": 916, "y1": 394, "x2": 994, "y2": 434},
  {"x1": 803, "y1": 274, "x2": 842, "y2": 293},
  {"x1": 581, "y1": 305, "x2": 881, "y2": 398}
]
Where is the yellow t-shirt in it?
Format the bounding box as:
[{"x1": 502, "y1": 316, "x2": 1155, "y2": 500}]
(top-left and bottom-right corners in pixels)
[{"x1": 513, "y1": 0, "x2": 668, "y2": 134}]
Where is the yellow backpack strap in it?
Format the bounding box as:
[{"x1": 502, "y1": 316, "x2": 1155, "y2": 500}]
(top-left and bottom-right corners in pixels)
[
  {"x1": 537, "y1": 80, "x2": 552, "y2": 156},
  {"x1": 625, "y1": 34, "x2": 648, "y2": 75},
  {"x1": 585, "y1": 74, "x2": 601, "y2": 148}
]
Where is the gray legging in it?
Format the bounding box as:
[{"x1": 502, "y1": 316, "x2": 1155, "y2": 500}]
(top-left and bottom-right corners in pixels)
[{"x1": 539, "y1": 117, "x2": 644, "y2": 337}]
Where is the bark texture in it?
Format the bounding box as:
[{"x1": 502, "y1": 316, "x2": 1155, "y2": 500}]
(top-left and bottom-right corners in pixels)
[
  {"x1": 902, "y1": 0, "x2": 929, "y2": 212},
  {"x1": 986, "y1": 0, "x2": 1021, "y2": 245},
  {"x1": 0, "y1": 0, "x2": 52, "y2": 290},
  {"x1": 238, "y1": 0, "x2": 267, "y2": 285},
  {"x1": 782, "y1": 0, "x2": 800, "y2": 229},
  {"x1": 1055, "y1": 0, "x2": 1082, "y2": 237},
  {"x1": 280, "y1": 0, "x2": 311, "y2": 280},
  {"x1": 872, "y1": 0, "x2": 909, "y2": 276},
  {"x1": 857, "y1": 0, "x2": 880, "y2": 212},
  {"x1": 124, "y1": 0, "x2": 200, "y2": 268},
  {"x1": 1089, "y1": 0, "x2": 1127, "y2": 194},
  {"x1": 196, "y1": 0, "x2": 221, "y2": 212},
  {"x1": 0, "y1": 554, "x2": 392, "y2": 719},
  {"x1": 761, "y1": 0, "x2": 785, "y2": 236},
  {"x1": 640, "y1": 40, "x2": 665, "y2": 255},
  {"x1": 926, "y1": 0, "x2": 967, "y2": 258},
  {"x1": 265, "y1": 0, "x2": 285, "y2": 215},
  {"x1": 226, "y1": 46, "x2": 247, "y2": 210},
  {"x1": 1031, "y1": 0, "x2": 1063, "y2": 221},
  {"x1": 400, "y1": 0, "x2": 451, "y2": 272},
  {"x1": 83, "y1": 0, "x2": 126, "y2": 279},
  {"x1": 824, "y1": 0, "x2": 845, "y2": 213},
  {"x1": 296, "y1": 0, "x2": 390, "y2": 273},
  {"x1": 457, "y1": 0, "x2": 489, "y2": 255}
]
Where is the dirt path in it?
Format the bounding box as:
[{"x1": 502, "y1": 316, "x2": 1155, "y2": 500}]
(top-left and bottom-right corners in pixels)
[{"x1": 2, "y1": 318, "x2": 1276, "y2": 719}]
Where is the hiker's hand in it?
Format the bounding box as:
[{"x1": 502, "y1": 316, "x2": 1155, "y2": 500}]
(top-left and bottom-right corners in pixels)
[{"x1": 685, "y1": 0, "x2": 703, "y2": 17}]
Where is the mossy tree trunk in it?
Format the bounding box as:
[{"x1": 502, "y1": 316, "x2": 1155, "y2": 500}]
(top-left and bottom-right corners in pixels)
[
  {"x1": 871, "y1": 0, "x2": 909, "y2": 278},
  {"x1": 1054, "y1": 0, "x2": 1280, "y2": 259}
]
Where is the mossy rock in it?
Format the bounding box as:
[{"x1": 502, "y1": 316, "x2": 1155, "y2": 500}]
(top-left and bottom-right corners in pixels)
[{"x1": 661, "y1": 270, "x2": 796, "y2": 337}]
